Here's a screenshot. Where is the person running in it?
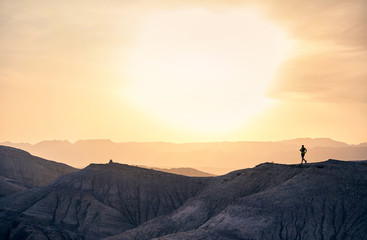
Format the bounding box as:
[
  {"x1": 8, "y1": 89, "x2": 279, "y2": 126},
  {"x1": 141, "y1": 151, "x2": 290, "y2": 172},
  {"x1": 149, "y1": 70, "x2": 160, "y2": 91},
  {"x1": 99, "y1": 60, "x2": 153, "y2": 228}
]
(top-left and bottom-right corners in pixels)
[{"x1": 300, "y1": 145, "x2": 307, "y2": 164}]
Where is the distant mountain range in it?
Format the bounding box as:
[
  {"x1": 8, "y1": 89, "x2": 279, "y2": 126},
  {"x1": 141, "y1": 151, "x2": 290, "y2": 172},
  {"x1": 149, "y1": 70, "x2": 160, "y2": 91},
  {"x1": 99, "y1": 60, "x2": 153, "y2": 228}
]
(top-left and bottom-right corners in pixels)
[
  {"x1": 139, "y1": 166, "x2": 215, "y2": 177},
  {"x1": 2, "y1": 138, "x2": 367, "y2": 175},
  {"x1": 0, "y1": 145, "x2": 366, "y2": 239}
]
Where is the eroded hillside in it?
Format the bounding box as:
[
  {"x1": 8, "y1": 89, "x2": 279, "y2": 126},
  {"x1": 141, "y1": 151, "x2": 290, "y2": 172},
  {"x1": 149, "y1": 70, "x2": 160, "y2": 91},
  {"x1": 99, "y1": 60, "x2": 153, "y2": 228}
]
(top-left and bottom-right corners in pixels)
[
  {"x1": 0, "y1": 163, "x2": 210, "y2": 239},
  {"x1": 0, "y1": 151, "x2": 366, "y2": 240}
]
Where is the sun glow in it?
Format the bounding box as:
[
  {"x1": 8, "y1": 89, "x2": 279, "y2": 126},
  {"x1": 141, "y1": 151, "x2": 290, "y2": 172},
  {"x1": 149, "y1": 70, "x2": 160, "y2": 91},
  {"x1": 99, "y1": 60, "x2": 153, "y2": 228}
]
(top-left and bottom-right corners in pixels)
[{"x1": 125, "y1": 8, "x2": 293, "y2": 132}]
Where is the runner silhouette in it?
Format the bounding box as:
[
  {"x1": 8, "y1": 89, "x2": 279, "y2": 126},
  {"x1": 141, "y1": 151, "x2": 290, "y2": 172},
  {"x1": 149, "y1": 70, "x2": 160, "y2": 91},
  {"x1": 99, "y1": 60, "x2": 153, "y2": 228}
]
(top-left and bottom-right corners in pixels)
[{"x1": 300, "y1": 145, "x2": 307, "y2": 164}]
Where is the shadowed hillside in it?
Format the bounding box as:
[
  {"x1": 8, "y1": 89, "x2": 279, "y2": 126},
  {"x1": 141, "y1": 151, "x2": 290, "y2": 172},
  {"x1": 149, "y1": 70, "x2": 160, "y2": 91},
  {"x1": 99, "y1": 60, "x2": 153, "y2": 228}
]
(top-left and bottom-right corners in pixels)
[
  {"x1": 0, "y1": 163, "x2": 210, "y2": 240},
  {"x1": 0, "y1": 157, "x2": 366, "y2": 240},
  {"x1": 107, "y1": 160, "x2": 367, "y2": 240},
  {"x1": 0, "y1": 176, "x2": 28, "y2": 198},
  {"x1": 0, "y1": 145, "x2": 77, "y2": 188}
]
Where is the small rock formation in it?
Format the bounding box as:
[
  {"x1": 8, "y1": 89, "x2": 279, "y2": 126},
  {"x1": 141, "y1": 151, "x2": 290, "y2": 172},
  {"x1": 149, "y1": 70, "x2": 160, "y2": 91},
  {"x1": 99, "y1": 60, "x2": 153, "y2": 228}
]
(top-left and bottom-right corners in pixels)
[{"x1": 109, "y1": 159, "x2": 113, "y2": 164}]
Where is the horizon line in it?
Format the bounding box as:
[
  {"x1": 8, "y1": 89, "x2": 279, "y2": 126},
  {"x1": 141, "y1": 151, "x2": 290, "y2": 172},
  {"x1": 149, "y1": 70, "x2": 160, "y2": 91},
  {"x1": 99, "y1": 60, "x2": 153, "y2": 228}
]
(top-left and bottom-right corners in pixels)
[{"x1": 1, "y1": 137, "x2": 365, "y2": 146}]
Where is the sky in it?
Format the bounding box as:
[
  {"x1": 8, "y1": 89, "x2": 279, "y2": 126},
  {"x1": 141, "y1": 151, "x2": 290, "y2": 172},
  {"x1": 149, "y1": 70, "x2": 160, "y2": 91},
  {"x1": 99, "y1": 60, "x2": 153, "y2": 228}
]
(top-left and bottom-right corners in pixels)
[{"x1": 1, "y1": 0, "x2": 366, "y2": 144}]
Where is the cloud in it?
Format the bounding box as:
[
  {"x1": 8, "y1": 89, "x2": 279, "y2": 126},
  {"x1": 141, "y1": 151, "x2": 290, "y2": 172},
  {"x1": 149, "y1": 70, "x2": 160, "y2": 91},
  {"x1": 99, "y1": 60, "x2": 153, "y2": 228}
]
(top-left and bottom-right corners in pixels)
[
  {"x1": 267, "y1": 50, "x2": 367, "y2": 103},
  {"x1": 258, "y1": 0, "x2": 367, "y2": 102}
]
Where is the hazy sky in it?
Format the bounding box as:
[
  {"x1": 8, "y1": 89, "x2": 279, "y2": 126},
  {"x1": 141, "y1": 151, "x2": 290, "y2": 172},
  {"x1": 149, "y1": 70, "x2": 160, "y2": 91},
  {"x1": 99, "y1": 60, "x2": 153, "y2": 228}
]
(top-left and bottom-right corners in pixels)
[{"x1": 1, "y1": 0, "x2": 366, "y2": 144}]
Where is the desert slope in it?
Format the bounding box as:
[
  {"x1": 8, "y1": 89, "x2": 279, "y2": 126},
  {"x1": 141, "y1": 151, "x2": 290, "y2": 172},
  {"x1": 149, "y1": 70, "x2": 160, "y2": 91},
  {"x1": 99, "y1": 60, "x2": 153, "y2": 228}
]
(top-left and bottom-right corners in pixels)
[
  {"x1": 0, "y1": 163, "x2": 210, "y2": 240},
  {"x1": 0, "y1": 158, "x2": 366, "y2": 240},
  {"x1": 0, "y1": 145, "x2": 77, "y2": 187},
  {"x1": 106, "y1": 160, "x2": 367, "y2": 240},
  {"x1": 0, "y1": 176, "x2": 28, "y2": 198}
]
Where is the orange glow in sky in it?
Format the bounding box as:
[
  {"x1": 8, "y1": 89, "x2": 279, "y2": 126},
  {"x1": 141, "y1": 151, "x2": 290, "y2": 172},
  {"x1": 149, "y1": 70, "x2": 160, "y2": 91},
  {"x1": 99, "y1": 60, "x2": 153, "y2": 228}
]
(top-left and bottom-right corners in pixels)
[
  {"x1": 125, "y1": 9, "x2": 292, "y2": 132},
  {"x1": 0, "y1": 0, "x2": 366, "y2": 144}
]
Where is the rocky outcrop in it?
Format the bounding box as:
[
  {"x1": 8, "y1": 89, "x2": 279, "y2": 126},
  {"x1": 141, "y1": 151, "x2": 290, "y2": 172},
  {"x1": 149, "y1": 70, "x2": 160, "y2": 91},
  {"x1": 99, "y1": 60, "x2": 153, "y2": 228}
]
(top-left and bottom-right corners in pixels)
[
  {"x1": 0, "y1": 163, "x2": 210, "y2": 240},
  {"x1": 106, "y1": 160, "x2": 367, "y2": 240},
  {"x1": 0, "y1": 145, "x2": 77, "y2": 187}
]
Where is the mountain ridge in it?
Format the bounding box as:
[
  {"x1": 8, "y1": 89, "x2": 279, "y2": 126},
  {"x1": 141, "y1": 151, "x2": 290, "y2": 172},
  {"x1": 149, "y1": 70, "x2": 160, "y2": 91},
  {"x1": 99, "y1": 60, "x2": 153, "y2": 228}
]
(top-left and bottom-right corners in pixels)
[
  {"x1": 2, "y1": 138, "x2": 366, "y2": 175},
  {"x1": 0, "y1": 161, "x2": 211, "y2": 239},
  {"x1": 1, "y1": 158, "x2": 366, "y2": 239},
  {"x1": 105, "y1": 160, "x2": 367, "y2": 240}
]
